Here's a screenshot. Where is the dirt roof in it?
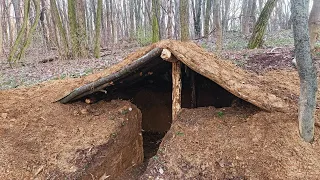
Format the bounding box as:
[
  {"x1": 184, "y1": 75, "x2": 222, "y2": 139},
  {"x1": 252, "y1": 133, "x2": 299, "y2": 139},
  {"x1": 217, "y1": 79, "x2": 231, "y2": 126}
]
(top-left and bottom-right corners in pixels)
[{"x1": 57, "y1": 40, "x2": 297, "y2": 112}]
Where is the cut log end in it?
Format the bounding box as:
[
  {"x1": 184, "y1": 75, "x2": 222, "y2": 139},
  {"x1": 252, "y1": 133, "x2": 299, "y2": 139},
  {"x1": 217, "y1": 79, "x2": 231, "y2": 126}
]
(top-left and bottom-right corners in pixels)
[{"x1": 161, "y1": 49, "x2": 178, "y2": 63}]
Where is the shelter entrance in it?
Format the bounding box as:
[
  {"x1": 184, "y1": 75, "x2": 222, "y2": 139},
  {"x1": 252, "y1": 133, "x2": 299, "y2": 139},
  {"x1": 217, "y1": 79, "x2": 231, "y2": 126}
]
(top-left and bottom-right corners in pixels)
[{"x1": 85, "y1": 60, "x2": 240, "y2": 161}]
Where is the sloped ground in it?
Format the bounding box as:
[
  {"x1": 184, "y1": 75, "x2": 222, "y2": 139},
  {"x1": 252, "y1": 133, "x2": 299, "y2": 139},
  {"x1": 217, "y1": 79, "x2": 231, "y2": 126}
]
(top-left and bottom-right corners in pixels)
[
  {"x1": 140, "y1": 69, "x2": 320, "y2": 180},
  {"x1": 142, "y1": 107, "x2": 320, "y2": 179},
  {"x1": 0, "y1": 43, "x2": 139, "y2": 90},
  {"x1": 1, "y1": 36, "x2": 320, "y2": 179},
  {"x1": 0, "y1": 79, "x2": 143, "y2": 179}
]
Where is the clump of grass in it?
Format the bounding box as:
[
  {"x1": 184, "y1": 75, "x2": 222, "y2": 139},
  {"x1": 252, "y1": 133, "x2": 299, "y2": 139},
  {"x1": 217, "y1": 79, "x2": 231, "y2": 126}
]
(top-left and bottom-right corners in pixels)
[
  {"x1": 176, "y1": 131, "x2": 184, "y2": 136},
  {"x1": 217, "y1": 111, "x2": 224, "y2": 118}
]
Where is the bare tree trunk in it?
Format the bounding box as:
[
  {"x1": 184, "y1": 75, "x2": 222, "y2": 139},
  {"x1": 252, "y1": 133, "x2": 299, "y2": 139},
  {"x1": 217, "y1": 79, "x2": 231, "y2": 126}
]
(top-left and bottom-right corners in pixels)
[
  {"x1": 222, "y1": 0, "x2": 230, "y2": 32},
  {"x1": 193, "y1": 0, "x2": 202, "y2": 38},
  {"x1": 180, "y1": 0, "x2": 189, "y2": 41},
  {"x1": 292, "y1": 0, "x2": 317, "y2": 143},
  {"x1": 94, "y1": 0, "x2": 102, "y2": 58},
  {"x1": 204, "y1": 0, "x2": 212, "y2": 37},
  {"x1": 129, "y1": 0, "x2": 135, "y2": 40},
  {"x1": 50, "y1": 0, "x2": 69, "y2": 58},
  {"x1": 12, "y1": 0, "x2": 21, "y2": 33},
  {"x1": 76, "y1": 0, "x2": 88, "y2": 57},
  {"x1": 152, "y1": 0, "x2": 160, "y2": 42},
  {"x1": 241, "y1": 0, "x2": 249, "y2": 34},
  {"x1": 167, "y1": 0, "x2": 173, "y2": 38},
  {"x1": 40, "y1": 0, "x2": 50, "y2": 49},
  {"x1": 174, "y1": 0, "x2": 181, "y2": 39},
  {"x1": 248, "y1": 0, "x2": 278, "y2": 49},
  {"x1": 2, "y1": 1, "x2": 9, "y2": 47},
  {"x1": 213, "y1": 0, "x2": 222, "y2": 52},
  {"x1": 250, "y1": 0, "x2": 257, "y2": 31},
  {"x1": 308, "y1": 0, "x2": 320, "y2": 50},
  {"x1": 8, "y1": 0, "x2": 40, "y2": 63}
]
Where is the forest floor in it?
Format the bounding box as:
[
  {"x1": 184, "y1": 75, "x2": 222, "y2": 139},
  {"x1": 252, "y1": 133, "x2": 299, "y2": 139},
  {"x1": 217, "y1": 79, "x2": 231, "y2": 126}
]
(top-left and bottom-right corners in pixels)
[
  {"x1": 0, "y1": 30, "x2": 302, "y2": 90},
  {"x1": 1, "y1": 30, "x2": 320, "y2": 179}
]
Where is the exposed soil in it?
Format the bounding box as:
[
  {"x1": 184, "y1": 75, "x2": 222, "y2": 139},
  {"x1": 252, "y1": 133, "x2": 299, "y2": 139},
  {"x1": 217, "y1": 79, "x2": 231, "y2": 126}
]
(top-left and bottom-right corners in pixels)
[
  {"x1": 142, "y1": 105, "x2": 320, "y2": 180},
  {"x1": 0, "y1": 79, "x2": 143, "y2": 179},
  {"x1": 1, "y1": 39, "x2": 320, "y2": 179}
]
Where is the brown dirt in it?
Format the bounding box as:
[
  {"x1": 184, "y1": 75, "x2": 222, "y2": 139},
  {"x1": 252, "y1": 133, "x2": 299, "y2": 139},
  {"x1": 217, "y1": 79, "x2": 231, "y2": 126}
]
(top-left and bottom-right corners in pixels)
[
  {"x1": 141, "y1": 69, "x2": 320, "y2": 180},
  {"x1": 0, "y1": 78, "x2": 143, "y2": 179},
  {"x1": 142, "y1": 106, "x2": 320, "y2": 179},
  {"x1": 1, "y1": 40, "x2": 320, "y2": 179}
]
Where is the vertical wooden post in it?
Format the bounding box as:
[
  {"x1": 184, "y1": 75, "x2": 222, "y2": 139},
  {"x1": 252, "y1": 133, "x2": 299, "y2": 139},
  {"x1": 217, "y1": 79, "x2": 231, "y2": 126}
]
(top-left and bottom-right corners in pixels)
[
  {"x1": 190, "y1": 71, "x2": 197, "y2": 108},
  {"x1": 172, "y1": 61, "x2": 182, "y2": 121}
]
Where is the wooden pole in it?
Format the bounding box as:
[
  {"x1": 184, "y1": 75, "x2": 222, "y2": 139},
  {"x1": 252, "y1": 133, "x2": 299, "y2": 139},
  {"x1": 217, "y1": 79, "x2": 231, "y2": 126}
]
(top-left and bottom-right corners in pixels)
[
  {"x1": 190, "y1": 71, "x2": 197, "y2": 108},
  {"x1": 172, "y1": 61, "x2": 182, "y2": 121}
]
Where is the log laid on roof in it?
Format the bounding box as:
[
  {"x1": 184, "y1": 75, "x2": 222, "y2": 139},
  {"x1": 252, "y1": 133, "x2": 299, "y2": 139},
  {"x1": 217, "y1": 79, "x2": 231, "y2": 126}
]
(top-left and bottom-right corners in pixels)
[
  {"x1": 58, "y1": 47, "x2": 163, "y2": 103},
  {"x1": 57, "y1": 40, "x2": 294, "y2": 112}
]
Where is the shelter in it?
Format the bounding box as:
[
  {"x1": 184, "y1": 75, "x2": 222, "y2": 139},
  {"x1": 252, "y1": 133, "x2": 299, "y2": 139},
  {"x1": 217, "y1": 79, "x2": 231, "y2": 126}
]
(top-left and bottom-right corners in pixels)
[{"x1": 57, "y1": 40, "x2": 291, "y2": 132}]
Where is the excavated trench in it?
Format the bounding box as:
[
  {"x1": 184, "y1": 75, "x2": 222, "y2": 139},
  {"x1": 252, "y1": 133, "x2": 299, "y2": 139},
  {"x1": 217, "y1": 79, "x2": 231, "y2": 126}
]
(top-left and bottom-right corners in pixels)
[{"x1": 84, "y1": 61, "x2": 240, "y2": 178}]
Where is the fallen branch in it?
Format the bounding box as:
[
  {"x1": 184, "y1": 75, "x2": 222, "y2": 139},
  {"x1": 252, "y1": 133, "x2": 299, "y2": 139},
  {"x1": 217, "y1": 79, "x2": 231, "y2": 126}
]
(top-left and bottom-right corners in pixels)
[{"x1": 58, "y1": 47, "x2": 163, "y2": 103}]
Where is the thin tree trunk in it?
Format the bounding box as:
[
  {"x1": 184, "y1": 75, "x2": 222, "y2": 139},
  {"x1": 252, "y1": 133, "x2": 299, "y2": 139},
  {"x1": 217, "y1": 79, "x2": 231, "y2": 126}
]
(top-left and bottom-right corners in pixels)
[
  {"x1": 8, "y1": 0, "x2": 31, "y2": 63},
  {"x1": 152, "y1": 0, "x2": 160, "y2": 42},
  {"x1": 247, "y1": 0, "x2": 278, "y2": 49},
  {"x1": 51, "y1": 0, "x2": 69, "y2": 58},
  {"x1": 17, "y1": 0, "x2": 40, "y2": 60},
  {"x1": 308, "y1": 0, "x2": 320, "y2": 50},
  {"x1": 214, "y1": 0, "x2": 222, "y2": 52},
  {"x1": 68, "y1": 0, "x2": 78, "y2": 58},
  {"x1": 76, "y1": 0, "x2": 88, "y2": 57},
  {"x1": 12, "y1": 0, "x2": 21, "y2": 33},
  {"x1": 94, "y1": 0, "x2": 102, "y2": 58},
  {"x1": 40, "y1": 0, "x2": 50, "y2": 49},
  {"x1": 180, "y1": 0, "x2": 189, "y2": 41},
  {"x1": 292, "y1": 0, "x2": 317, "y2": 142},
  {"x1": 204, "y1": 0, "x2": 212, "y2": 37},
  {"x1": 167, "y1": 0, "x2": 173, "y2": 38},
  {"x1": 222, "y1": 0, "x2": 231, "y2": 32}
]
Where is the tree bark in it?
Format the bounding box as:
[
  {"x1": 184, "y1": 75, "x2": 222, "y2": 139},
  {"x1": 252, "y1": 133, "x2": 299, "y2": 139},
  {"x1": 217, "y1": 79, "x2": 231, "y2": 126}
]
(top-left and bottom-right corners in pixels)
[
  {"x1": 12, "y1": 0, "x2": 21, "y2": 33},
  {"x1": 68, "y1": 0, "x2": 78, "y2": 58},
  {"x1": 222, "y1": 0, "x2": 231, "y2": 32},
  {"x1": 8, "y1": 0, "x2": 31, "y2": 63},
  {"x1": 17, "y1": 0, "x2": 41, "y2": 60},
  {"x1": 204, "y1": 0, "x2": 212, "y2": 37},
  {"x1": 180, "y1": 0, "x2": 189, "y2": 41},
  {"x1": 76, "y1": 0, "x2": 88, "y2": 57},
  {"x1": 172, "y1": 61, "x2": 182, "y2": 121},
  {"x1": 167, "y1": 0, "x2": 173, "y2": 38},
  {"x1": 50, "y1": 0, "x2": 69, "y2": 58},
  {"x1": 193, "y1": 0, "x2": 202, "y2": 38},
  {"x1": 213, "y1": 0, "x2": 222, "y2": 52},
  {"x1": 248, "y1": 0, "x2": 278, "y2": 49},
  {"x1": 308, "y1": 0, "x2": 320, "y2": 50},
  {"x1": 292, "y1": 0, "x2": 317, "y2": 142},
  {"x1": 152, "y1": 0, "x2": 160, "y2": 42},
  {"x1": 40, "y1": 0, "x2": 50, "y2": 49},
  {"x1": 94, "y1": 0, "x2": 102, "y2": 58}
]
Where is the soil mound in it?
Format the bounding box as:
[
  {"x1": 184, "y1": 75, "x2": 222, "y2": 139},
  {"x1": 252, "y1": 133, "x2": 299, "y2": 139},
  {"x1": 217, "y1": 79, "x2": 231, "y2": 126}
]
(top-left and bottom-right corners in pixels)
[
  {"x1": 142, "y1": 106, "x2": 320, "y2": 179},
  {"x1": 0, "y1": 80, "x2": 143, "y2": 179},
  {"x1": 141, "y1": 70, "x2": 320, "y2": 180}
]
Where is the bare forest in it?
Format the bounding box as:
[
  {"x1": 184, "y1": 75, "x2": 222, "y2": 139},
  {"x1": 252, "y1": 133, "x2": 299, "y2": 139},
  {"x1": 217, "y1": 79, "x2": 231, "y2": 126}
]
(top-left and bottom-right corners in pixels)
[{"x1": 1, "y1": 0, "x2": 320, "y2": 179}]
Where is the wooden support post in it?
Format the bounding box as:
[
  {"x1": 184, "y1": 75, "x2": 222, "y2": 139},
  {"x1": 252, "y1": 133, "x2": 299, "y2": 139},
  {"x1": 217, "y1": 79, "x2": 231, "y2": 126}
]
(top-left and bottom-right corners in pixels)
[
  {"x1": 190, "y1": 70, "x2": 197, "y2": 108},
  {"x1": 172, "y1": 61, "x2": 182, "y2": 121}
]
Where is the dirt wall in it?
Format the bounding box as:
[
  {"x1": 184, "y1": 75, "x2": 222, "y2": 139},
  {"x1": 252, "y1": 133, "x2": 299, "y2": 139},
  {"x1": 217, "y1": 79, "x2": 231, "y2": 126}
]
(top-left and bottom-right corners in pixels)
[{"x1": 0, "y1": 81, "x2": 143, "y2": 179}]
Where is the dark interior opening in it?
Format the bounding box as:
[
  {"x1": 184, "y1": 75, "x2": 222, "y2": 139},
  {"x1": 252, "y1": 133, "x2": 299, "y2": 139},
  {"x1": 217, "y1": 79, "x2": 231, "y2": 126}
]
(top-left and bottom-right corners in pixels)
[{"x1": 83, "y1": 60, "x2": 240, "y2": 166}]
